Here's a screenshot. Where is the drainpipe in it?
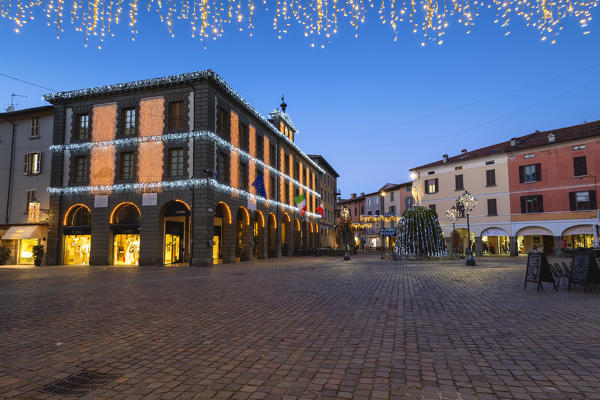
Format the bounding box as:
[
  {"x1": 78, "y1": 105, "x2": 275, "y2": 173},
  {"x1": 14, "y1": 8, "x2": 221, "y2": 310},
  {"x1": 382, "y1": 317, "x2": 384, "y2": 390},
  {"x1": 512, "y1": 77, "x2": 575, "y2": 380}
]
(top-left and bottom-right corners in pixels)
[{"x1": 5, "y1": 117, "x2": 16, "y2": 224}]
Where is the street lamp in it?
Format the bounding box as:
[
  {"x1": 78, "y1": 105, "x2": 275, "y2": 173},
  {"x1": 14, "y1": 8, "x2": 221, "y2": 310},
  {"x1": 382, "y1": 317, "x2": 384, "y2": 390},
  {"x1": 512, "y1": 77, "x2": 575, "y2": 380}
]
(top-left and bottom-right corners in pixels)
[
  {"x1": 380, "y1": 192, "x2": 385, "y2": 259},
  {"x1": 446, "y1": 205, "x2": 459, "y2": 258},
  {"x1": 457, "y1": 191, "x2": 477, "y2": 266},
  {"x1": 341, "y1": 207, "x2": 351, "y2": 261}
]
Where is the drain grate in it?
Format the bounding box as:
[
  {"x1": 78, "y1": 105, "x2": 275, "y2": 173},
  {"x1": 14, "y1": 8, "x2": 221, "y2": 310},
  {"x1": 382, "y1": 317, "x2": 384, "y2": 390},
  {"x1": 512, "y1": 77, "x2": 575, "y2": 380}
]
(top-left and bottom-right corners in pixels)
[{"x1": 41, "y1": 370, "x2": 119, "y2": 397}]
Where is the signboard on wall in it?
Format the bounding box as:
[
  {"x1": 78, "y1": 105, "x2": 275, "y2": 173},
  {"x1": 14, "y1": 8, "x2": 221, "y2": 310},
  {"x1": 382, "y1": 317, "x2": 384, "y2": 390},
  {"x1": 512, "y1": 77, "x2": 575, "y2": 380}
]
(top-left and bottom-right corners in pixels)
[
  {"x1": 94, "y1": 195, "x2": 108, "y2": 208},
  {"x1": 142, "y1": 193, "x2": 157, "y2": 206}
]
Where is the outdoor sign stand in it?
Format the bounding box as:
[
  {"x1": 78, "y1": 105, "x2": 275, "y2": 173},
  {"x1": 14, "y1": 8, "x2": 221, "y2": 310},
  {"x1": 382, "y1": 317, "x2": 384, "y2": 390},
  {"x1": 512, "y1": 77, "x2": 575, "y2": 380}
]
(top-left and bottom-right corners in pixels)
[
  {"x1": 568, "y1": 249, "x2": 600, "y2": 292},
  {"x1": 379, "y1": 228, "x2": 395, "y2": 260},
  {"x1": 524, "y1": 252, "x2": 558, "y2": 292}
]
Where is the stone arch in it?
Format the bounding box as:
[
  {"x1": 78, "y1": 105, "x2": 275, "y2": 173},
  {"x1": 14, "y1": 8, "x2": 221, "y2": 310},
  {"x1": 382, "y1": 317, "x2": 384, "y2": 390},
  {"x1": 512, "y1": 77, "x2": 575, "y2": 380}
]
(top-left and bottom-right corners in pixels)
[
  {"x1": 110, "y1": 202, "x2": 141, "y2": 265},
  {"x1": 294, "y1": 218, "x2": 302, "y2": 250},
  {"x1": 515, "y1": 226, "x2": 554, "y2": 255},
  {"x1": 160, "y1": 200, "x2": 191, "y2": 265},
  {"x1": 281, "y1": 213, "x2": 292, "y2": 256},
  {"x1": 253, "y1": 210, "x2": 265, "y2": 259},
  {"x1": 63, "y1": 204, "x2": 92, "y2": 265},
  {"x1": 267, "y1": 212, "x2": 277, "y2": 258}
]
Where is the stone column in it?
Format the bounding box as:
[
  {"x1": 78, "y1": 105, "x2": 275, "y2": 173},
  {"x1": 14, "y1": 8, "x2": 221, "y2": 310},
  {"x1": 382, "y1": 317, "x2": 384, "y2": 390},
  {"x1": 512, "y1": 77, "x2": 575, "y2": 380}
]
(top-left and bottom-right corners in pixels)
[
  {"x1": 474, "y1": 237, "x2": 483, "y2": 257},
  {"x1": 509, "y1": 236, "x2": 518, "y2": 256}
]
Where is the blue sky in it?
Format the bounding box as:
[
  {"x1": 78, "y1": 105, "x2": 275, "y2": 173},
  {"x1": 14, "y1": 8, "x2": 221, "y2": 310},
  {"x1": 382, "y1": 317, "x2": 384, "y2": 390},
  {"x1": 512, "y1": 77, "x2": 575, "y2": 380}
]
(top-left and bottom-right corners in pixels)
[{"x1": 1, "y1": 6, "x2": 599, "y2": 196}]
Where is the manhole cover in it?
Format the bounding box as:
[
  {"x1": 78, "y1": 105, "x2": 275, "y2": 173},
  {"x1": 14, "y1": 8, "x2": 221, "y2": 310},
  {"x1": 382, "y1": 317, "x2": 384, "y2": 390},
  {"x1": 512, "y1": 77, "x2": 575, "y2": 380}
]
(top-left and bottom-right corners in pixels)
[{"x1": 41, "y1": 370, "x2": 119, "y2": 397}]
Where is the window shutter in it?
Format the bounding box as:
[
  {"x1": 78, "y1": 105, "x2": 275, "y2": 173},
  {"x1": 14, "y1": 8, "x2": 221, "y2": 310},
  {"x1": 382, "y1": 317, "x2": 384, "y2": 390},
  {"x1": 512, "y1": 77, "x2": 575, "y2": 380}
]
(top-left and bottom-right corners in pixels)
[
  {"x1": 35, "y1": 152, "x2": 41, "y2": 174},
  {"x1": 569, "y1": 192, "x2": 576, "y2": 211},
  {"x1": 24, "y1": 153, "x2": 29, "y2": 175},
  {"x1": 534, "y1": 164, "x2": 542, "y2": 182},
  {"x1": 590, "y1": 190, "x2": 597, "y2": 210},
  {"x1": 520, "y1": 196, "x2": 526, "y2": 213},
  {"x1": 537, "y1": 195, "x2": 544, "y2": 212},
  {"x1": 519, "y1": 166, "x2": 525, "y2": 183},
  {"x1": 425, "y1": 182, "x2": 430, "y2": 194},
  {"x1": 434, "y1": 178, "x2": 439, "y2": 193}
]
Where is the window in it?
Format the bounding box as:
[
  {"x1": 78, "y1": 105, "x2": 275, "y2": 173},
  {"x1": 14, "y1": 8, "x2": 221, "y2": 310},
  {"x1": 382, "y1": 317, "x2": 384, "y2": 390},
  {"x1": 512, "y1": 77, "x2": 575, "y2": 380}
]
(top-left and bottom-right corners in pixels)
[
  {"x1": 573, "y1": 156, "x2": 587, "y2": 176},
  {"x1": 24, "y1": 152, "x2": 41, "y2": 175},
  {"x1": 573, "y1": 144, "x2": 586, "y2": 151},
  {"x1": 455, "y1": 174, "x2": 464, "y2": 190},
  {"x1": 217, "y1": 107, "x2": 229, "y2": 140},
  {"x1": 425, "y1": 178, "x2": 438, "y2": 194},
  {"x1": 30, "y1": 117, "x2": 40, "y2": 138},
  {"x1": 168, "y1": 101, "x2": 185, "y2": 131},
  {"x1": 285, "y1": 156, "x2": 290, "y2": 175},
  {"x1": 256, "y1": 135, "x2": 264, "y2": 160},
  {"x1": 73, "y1": 155, "x2": 89, "y2": 184},
  {"x1": 487, "y1": 198, "x2": 498, "y2": 216},
  {"x1": 168, "y1": 148, "x2": 185, "y2": 177},
  {"x1": 389, "y1": 205, "x2": 396, "y2": 215},
  {"x1": 77, "y1": 114, "x2": 90, "y2": 140},
  {"x1": 405, "y1": 197, "x2": 413, "y2": 209},
  {"x1": 428, "y1": 204, "x2": 437, "y2": 212},
  {"x1": 361, "y1": 206, "x2": 364, "y2": 214},
  {"x1": 120, "y1": 152, "x2": 135, "y2": 180},
  {"x1": 524, "y1": 153, "x2": 535, "y2": 159},
  {"x1": 354, "y1": 208, "x2": 357, "y2": 216},
  {"x1": 428, "y1": 171, "x2": 435, "y2": 175},
  {"x1": 455, "y1": 166, "x2": 463, "y2": 170},
  {"x1": 406, "y1": 185, "x2": 411, "y2": 192},
  {"x1": 519, "y1": 164, "x2": 541, "y2": 183},
  {"x1": 368, "y1": 211, "x2": 372, "y2": 216},
  {"x1": 294, "y1": 163, "x2": 299, "y2": 180},
  {"x1": 486, "y1": 169, "x2": 496, "y2": 186},
  {"x1": 569, "y1": 191, "x2": 596, "y2": 211},
  {"x1": 124, "y1": 108, "x2": 137, "y2": 136},
  {"x1": 284, "y1": 182, "x2": 289, "y2": 204},
  {"x1": 520, "y1": 195, "x2": 543, "y2": 213},
  {"x1": 270, "y1": 143, "x2": 276, "y2": 167},
  {"x1": 239, "y1": 161, "x2": 249, "y2": 190},
  {"x1": 485, "y1": 160, "x2": 495, "y2": 165},
  {"x1": 270, "y1": 176, "x2": 276, "y2": 199},
  {"x1": 239, "y1": 122, "x2": 249, "y2": 152},
  {"x1": 390, "y1": 192, "x2": 395, "y2": 201},
  {"x1": 25, "y1": 190, "x2": 36, "y2": 214},
  {"x1": 216, "y1": 151, "x2": 229, "y2": 184},
  {"x1": 375, "y1": 209, "x2": 380, "y2": 216}
]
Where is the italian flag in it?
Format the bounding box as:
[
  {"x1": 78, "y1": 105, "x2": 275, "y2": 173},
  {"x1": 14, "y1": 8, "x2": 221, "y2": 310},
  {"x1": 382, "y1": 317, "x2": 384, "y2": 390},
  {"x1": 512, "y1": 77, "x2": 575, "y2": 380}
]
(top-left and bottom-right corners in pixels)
[
  {"x1": 316, "y1": 202, "x2": 324, "y2": 218},
  {"x1": 294, "y1": 193, "x2": 307, "y2": 215}
]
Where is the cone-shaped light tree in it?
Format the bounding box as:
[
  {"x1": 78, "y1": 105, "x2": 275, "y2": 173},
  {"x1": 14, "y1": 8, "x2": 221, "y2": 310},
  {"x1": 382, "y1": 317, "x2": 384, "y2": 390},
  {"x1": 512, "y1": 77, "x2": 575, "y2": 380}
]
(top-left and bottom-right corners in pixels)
[{"x1": 395, "y1": 206, "x2": 447, "y2": 258}]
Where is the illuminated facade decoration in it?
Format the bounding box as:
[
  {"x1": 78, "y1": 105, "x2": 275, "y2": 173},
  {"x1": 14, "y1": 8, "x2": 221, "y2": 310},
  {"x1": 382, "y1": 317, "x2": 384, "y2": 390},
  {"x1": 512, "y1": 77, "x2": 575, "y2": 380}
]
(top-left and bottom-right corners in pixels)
[{"x1": 44, "y1": 70, "x2": 335, "y2": 267}]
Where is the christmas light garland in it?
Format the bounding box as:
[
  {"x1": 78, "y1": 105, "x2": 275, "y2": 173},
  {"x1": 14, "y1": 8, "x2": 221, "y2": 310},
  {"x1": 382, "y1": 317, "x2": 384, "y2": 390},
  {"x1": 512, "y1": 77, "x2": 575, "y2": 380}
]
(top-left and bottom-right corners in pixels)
[
  {"x1": 1, "y1": 0, "x2": 595, "y2": 47},
  {"x1": 50, "y1": 129, "x2": 322, "y2": 198},
  {"x1": 43, "y1": 70, "x2": 325, "y2": 175},
  {"x1": 48, "y1": 178, "x2": 323, "y2": 219}
]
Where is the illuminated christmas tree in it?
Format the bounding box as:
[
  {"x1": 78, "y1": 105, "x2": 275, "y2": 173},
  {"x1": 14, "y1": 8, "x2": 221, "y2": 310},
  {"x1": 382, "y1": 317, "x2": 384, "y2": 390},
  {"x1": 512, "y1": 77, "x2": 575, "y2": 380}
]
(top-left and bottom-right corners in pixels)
[{"x1": 396, "y1": 206, "x2": 447, "y2": 258}]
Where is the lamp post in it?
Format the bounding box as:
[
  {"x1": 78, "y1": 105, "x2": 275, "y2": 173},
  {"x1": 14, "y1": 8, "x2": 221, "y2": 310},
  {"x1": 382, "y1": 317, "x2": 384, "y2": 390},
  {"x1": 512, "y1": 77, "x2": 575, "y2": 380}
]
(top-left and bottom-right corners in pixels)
[
  {"x1": 446, "y1": 205, "x2": 459, "y2": 258},
  {"x1": 380, "y1": 192, "x2": 385, "y2": 259},
  {"x1": 341, "y1": 207, "x2": 351, "y2": 260},
  {"x1": 457, "y1": 191, "x2": 477, "y2": 266}
]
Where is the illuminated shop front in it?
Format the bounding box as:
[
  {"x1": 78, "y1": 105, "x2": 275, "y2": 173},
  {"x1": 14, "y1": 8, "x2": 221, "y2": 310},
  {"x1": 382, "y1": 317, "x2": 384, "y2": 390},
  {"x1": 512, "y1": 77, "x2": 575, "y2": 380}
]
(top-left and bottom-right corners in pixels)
[
  {"x1": 213, "y1": 202, "x2": 231, "y2": 264},
  {"x1": 562, "y1": 225, "x2": 595, "y2": 249},
  {"x1": 162, "y1": 200, "x2": 190, "y2": 265},
  {"x1": 110, "y1": 202, "x2": 141, "y2": 265},
  {"x1": 516, "y1": 226, "x2": 554, "y2": 255},
  {"x1": 63, "y1": 204, "x2": 92, "y2": 265},
  {"x1": 1, "y1": 225, "x2": 45, "y2": 265},
  {"x1": 481, "y1": 228, "x2": 510, "y2": 255}
]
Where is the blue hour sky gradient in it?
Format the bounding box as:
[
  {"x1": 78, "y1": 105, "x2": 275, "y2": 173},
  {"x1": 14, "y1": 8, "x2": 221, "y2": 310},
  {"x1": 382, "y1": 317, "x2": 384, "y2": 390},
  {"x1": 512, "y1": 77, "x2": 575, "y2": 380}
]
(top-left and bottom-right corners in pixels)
[{"x1": 1, "y1": 7, "x2": 599, "y2": 197}]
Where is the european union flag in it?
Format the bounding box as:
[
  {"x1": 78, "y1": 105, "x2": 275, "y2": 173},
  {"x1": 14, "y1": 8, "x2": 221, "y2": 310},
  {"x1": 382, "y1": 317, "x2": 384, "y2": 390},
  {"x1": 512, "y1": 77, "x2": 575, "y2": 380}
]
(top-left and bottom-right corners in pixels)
[{"x1": 252, "y1": 173, "x2": 267, "y2": 198}]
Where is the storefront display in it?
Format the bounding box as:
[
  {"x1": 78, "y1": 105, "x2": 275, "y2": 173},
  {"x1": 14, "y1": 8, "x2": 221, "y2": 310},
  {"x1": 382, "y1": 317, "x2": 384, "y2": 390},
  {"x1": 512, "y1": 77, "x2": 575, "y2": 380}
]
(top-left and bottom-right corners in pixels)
[
  {"x1": 113, "y1": 234, "x2": 140, "y2": 265},
  {"x1": 64, "y1": 235, "x2": 91, "y2": 265}
]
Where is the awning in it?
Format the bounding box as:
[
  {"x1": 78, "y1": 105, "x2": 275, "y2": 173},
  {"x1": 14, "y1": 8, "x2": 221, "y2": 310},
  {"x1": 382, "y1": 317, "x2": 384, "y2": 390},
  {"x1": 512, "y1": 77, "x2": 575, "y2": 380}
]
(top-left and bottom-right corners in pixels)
[
  {"x1": 2, "y1": 225, "x2": 43, "y2": 240},
  {"x1": 517, "y1": 226, "x2": 553, "y2": 236},
  {"x1": 563, "y1": 225, "x2": 594, "y2": 236}
]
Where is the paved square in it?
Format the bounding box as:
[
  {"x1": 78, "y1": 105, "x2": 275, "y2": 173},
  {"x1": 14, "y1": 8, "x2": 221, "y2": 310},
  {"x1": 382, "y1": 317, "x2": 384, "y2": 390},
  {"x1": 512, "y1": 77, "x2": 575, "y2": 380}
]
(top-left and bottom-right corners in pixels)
[{"x1": 1, "y1": 255, "x2": 599, "y2": 400}]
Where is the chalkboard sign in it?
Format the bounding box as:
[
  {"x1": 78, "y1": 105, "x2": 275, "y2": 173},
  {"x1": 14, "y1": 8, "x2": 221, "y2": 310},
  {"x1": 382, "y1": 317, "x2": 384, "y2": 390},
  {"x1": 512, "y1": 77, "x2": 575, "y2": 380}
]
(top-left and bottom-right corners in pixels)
[
  {"x1": 524, "y1": 252, "x2": 558, "y2": 291},
  {"x1": 569, "y1": 251, "x2": 600, "y2": 292}
]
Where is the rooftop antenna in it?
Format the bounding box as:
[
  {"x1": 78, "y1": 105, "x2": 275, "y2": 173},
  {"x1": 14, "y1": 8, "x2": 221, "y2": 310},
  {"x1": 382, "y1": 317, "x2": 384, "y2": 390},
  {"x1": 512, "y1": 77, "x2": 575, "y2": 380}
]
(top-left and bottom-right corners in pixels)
[{"x1": 6, "y1": 93, "x2": 26, "y2": 112}]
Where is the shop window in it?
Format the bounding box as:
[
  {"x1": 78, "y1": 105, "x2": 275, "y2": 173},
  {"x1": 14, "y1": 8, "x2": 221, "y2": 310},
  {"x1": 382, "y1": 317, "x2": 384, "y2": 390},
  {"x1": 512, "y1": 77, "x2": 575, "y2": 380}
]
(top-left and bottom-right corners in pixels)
[
  {"x1": 573, "y1": 156, "x2": 587, "y2": 177},
  {"x1": 569, "y1": 191, "x2": 596, "y2": 211},
  {"x1": 455, "y1": 174, "x2": 464, "y2": 190},
  {"x1": 24, "y1": 152, "x2": 41, "y2": 175},
  {"x1": 167, "y1": 148, "x2": 185, "y2": 177},
  {"x1": 520, "y1": 195, "x2": 543, "y2": 213},
  {"x1": 30, "y1": 117, "x2": 40, "y2": 138},
  {"x1": 487, "y1": 198, "x2": 498, "y2": 216},
  {"x1": 77, "y1": 114, "x2": 90, "y2": 140},
  {"x1": 486, "y1": 169, "x2": 496, "y2": 186},
  {"x1": 168, "y1": 101, "x2": 185, "y2": 132},
  {"x1": 123, "y1": 108, "x2": 137, "y2": 136},
  {"x1": 519, "y1": 164, "x2": 541, "y2": 183},
  {"x1": 112, "y1": 203, "x2": 140, "y2": 225}
]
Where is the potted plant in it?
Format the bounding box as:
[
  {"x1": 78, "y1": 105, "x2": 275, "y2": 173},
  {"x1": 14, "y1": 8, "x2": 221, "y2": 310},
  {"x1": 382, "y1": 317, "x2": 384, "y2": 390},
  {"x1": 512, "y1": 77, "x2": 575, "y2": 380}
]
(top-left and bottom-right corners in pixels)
[
  {"x1": 32, "y1": 244, "x2": 45, "y2": 266},
  {"x1": 0, "y1": 246, "x2": 10, "y2": 265}
]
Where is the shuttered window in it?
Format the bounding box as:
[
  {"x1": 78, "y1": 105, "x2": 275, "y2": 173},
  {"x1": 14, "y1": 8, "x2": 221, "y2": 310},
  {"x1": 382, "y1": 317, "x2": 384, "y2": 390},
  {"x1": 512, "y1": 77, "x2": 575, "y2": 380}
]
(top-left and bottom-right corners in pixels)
[
  {"x1": 168, "y1": 102, "x2": 185, "y2": 132},
  {"x1": 486, "y1": 169, "x2": 496, "y2": 186},
  {"x1": 455, "y1": 174, "x2": 464, "y2": 190},
  {"x1": 487, "y1": 198, "x2": 498, "y2": 216},
  {"x1": 569, "y1": 191, "x2": 597, "y2": 211},
  {"x1": 24, "y1": 152, "x2": 42, "y2": 175},
  {"x1": 519, "y1": 164, "x2": 541, "y2": 183},
  {"x1": 520, "y1": 195, "x2": 543, "y2": 213},
  {"x1": 425, "y1": 178, "x2": 439, "y2": 194},
  {"x1": 573, "y1": 156, "x2": 587, "y2": 176}
]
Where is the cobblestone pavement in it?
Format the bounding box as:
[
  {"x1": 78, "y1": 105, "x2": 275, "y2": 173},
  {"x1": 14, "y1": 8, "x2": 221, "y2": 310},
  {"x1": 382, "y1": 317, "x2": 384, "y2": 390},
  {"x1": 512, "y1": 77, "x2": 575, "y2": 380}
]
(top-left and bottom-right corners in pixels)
[{"x1": 1, "y1": 255, "x2": 599, "y2": 400}]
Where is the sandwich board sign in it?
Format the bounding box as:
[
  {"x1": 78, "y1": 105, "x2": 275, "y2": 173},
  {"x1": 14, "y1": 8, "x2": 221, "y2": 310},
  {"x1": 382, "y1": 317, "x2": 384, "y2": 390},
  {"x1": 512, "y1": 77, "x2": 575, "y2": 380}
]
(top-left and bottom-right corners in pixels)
[{"x1": 524, "y1": 252, "x2": 557, "y2": 291}]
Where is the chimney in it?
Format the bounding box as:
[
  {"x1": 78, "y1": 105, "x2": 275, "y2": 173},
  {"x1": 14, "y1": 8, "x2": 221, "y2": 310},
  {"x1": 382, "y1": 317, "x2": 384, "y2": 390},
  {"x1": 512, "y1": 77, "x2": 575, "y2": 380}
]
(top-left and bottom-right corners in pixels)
[
  {"x1": 351, "y1": 193, "x2": 356, "y2": 198},
  {"x1": 510, "y1": 138, "x2": 517, "y2": 147},
  {"x1": 442, "y1": 154, "x2": 448, "y2": 163},
  {"x1": 360, "y1": 192, "x2": 365, "y2": 197},
  {"x1": 461, "y1": 149, "x2": 467, "y2": 155},
  {"x1": 547, "y1": 132, "x2": 556, "y2": 143},
  {"x1": 6, "y1": 105, "x2": 15, "y2": 112}
]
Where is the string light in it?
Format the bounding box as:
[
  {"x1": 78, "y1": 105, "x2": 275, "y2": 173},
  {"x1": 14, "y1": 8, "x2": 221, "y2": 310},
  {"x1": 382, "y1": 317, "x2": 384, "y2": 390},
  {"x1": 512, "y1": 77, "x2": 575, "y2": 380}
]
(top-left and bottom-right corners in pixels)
[
  {"x1": 47, "y1": 178, "x2": 323, "y2": 219},
  {"x1": 2, "y1": 0, "x2": 595, "y2": 46},
  {"x1": 50, "y1": 129, "x2": 323, "y2": 198}
]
